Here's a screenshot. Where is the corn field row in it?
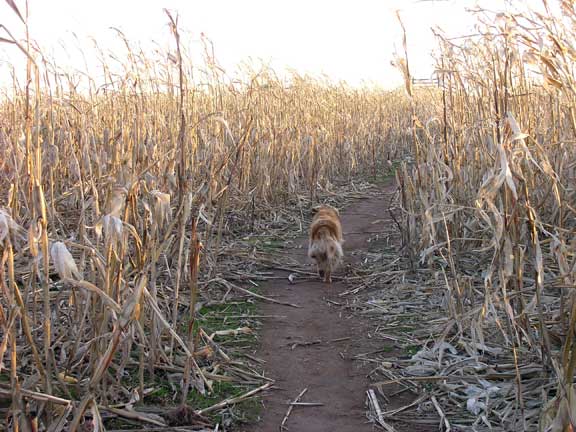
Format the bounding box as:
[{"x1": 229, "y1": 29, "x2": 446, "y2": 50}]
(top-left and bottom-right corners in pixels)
[
  {"x1": 396, "y1": 1, "x2": 576, "y2": 429},
  {"x1": 0, "y1": 6, "x2": 427, "y2": 430},
  {"x1": 3, "y1": 0, "x2": 576, "y2": 430}
]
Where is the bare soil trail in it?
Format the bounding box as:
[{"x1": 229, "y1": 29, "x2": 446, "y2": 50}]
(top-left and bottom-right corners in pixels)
[{"x1": 245, "y1": 183, "x2": 416, "y2": 432}]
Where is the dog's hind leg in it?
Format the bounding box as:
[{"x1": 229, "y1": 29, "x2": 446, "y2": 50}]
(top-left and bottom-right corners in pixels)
[
  {"x1": 324, "y1": 268, "x2": 332, "y2": 284},
  {"x1": 318, "y1": 265, "x2": 325, "y2": 280}
]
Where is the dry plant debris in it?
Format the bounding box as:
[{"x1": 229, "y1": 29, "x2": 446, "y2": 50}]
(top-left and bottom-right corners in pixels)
[
  {"x1": 3, "y1": 0, "x2": 576, "y2": 431},
  {"x1": 1, "y1": 0, "x2": 407, "y2": 428}
]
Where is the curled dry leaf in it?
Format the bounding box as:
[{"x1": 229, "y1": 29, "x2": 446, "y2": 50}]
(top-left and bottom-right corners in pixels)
[
  {"x1": 404, "y1": 364, "x2": 437, "y2": 377},
  {"x1": 212, "y1": 327, "x2": 253, "y2": 338},
  {"x1": 150, "y1": 190, "x2": 171, "y2": 228},
  {"x1": 539, "y1": 385, "x2": 576, "y2": 432},
  {"x1": 0, "y1": 209, "x2": 22, "y2": 243},
  {"x1": 118, "y1": 275, "x2": 147, "y2": 328},
  {"x1": 497, "y1": 140, "x2": 518, "y2": 201},
  {"x1": 0, "y1": 210, "x2": 10, "y2": 243},
  {"x1": 57, "y1": 371, "x2": 78, "y2": 384},
  {"x1": 96, "y1": 214, "x2": 124, "y2": 248},
  {"x1": 194, "y1": 345, "x2": 215, "y2": 360},
  {"x1": 27, "y1": 219, "x2": 42, "y2": 257},
  {"x1": 106, "y1": 186, "x2": 128, "y2": 218},
  {"x1": 50, "y1": 241, "x2": 82, "y2": 281},
  {"x1": 467, "y1": 397, "x2": 487, "y2": 416},
  {"x1": 505, "y1": 112, "x2": 529, "y2": 142}
]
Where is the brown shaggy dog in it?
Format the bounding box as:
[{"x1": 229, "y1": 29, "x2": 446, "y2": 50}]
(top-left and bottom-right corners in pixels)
[{"x1": 308, "y1": 205, "x2": 344, "y2": 283}]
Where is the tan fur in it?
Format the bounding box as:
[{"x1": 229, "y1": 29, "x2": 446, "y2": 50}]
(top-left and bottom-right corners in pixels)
[{"x1": 308, "y1": 205, "x2": 344, "y2": 283}]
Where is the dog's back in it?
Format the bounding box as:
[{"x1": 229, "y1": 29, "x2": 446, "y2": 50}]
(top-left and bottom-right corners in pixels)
[{"x1": 310, "y1": 209, "x2": 343, "y2": 241}]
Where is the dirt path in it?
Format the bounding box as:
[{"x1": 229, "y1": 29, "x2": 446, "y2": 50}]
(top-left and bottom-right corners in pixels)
[{"x1": 247, "y1": 187, "x2": 398, "y2": 432}]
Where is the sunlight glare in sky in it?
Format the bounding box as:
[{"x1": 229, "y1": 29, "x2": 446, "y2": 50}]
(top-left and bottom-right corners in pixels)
[{"x1": 0, "y1": 0, "x2": 530, "y2": 89}]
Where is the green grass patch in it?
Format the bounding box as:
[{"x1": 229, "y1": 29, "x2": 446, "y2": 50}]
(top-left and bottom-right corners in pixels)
[
  {"x1": 107, "y1": 284, "x2": 265, "y2": 429},
  {"x1": 370, "y1": 161, "x2": 399, "y2": 185},
  {"x1": 182, "y1": 287, "x2": 262, "y2": 425},
  {"x1": 186, "y1": 297, "x2": 263, "y2": 426},
  {"x1": 244, "y1": 235, "x2": 285, "y2": 253},
  {"x1": 379, "y1": 345, "x2": 395, "y2": 353},
  {"x1": 196, "y1": 298, "x2": 259, "y2": 337},
  {"x1": 405, "y1": 344, "x2": 421, "y2": 356}
]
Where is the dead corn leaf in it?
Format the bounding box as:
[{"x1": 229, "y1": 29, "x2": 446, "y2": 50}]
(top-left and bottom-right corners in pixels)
[
  {"x1": 539, "y1": 385, "x2": 576, "y2": 432},
  {"x1": 50, "y1": 241, "x2": 82, "y2": 280}
]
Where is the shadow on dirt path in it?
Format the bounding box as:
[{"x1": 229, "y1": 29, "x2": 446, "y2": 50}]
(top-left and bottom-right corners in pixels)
[{"x1": 245, "y1": 182, "x2": 406, "y2": 432}]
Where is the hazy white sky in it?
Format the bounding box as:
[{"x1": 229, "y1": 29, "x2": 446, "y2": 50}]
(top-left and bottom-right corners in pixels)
[{"x1": 0, "y1": 0, "x2": 527, "y2": 89}]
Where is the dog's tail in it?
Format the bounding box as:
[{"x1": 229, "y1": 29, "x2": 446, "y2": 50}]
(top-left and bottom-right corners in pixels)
[{"x1": 308, "y1": 237, "x2": 343, "y2": 266}]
